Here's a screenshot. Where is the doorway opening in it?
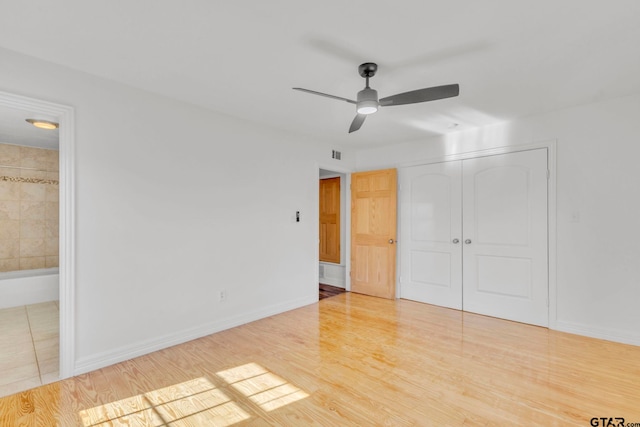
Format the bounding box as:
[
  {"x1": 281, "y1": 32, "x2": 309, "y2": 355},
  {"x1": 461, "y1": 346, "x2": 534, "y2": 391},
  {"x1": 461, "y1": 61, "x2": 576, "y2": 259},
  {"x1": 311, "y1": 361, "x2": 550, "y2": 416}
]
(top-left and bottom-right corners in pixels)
[
  {"x1": 0, "y1": 129, "x2": 60, "y2": 396},
  {"x1": 318, "y1": 168, "x2": 348, "y2": 298},
  {"x1": 0, "y1": 90, "x2": 75, "y2": 395}
]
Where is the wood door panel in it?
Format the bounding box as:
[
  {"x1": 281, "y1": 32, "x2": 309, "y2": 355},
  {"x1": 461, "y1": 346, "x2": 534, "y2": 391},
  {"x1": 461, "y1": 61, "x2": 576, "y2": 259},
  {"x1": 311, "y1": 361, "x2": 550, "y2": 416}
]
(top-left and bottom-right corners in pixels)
[
  {"x1": 353, "y1": 244, "x2": 394, "y2": 298},
  {"x1": 319, "y1": 177, "x2": 340, "y2": 263},
  {"x1": 351, "y1": 168, "x2": 397, "y2": 299},
  {"x1": 355, "y1": 198, "x2": 392, "y2": 236}
]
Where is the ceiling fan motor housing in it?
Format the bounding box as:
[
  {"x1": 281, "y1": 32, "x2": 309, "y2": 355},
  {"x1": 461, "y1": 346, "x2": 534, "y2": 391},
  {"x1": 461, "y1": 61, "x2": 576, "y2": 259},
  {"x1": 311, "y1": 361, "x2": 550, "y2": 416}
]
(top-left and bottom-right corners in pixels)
[{"x1": 357, "y1": 87, "x2": 379, "y2": 114}]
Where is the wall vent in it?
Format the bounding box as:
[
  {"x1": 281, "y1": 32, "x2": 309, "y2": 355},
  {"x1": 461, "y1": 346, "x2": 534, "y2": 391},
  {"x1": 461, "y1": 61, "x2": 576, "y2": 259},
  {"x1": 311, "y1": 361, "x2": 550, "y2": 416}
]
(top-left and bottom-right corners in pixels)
[
  {"x1": 332, "y1": 150, "x2": 342, "y2": 160},
  {"x1": 319, "y1": 265, "x2": 325, "y2": 278}
]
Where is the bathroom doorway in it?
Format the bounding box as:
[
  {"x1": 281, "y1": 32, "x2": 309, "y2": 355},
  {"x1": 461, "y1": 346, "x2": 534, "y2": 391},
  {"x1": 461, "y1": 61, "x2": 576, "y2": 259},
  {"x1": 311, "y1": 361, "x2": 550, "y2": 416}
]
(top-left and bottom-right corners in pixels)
[{"x1": 0, "y1": 91, "x2": 74, "y2": 396}]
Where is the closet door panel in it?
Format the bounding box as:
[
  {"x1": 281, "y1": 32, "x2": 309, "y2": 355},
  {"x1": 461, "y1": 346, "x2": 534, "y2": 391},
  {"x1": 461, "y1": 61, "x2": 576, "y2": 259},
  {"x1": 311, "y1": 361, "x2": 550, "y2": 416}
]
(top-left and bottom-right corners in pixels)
[
  {"x1": 399, "y1": 161, "x2": 462, "y2": 309},
  {"x1": 462, "y1": 149, "x2": 548, "y2": 326}
]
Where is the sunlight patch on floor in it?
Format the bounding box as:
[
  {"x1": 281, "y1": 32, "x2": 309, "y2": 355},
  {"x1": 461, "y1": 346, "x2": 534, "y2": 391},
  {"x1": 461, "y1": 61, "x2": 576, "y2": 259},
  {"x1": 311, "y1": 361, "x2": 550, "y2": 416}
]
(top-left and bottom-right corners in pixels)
[
  {"x1": 78, "y1": 377, "x2": 250, "y2": 426},
  {"x1": 216, "y1": 362, "x2": 309, "y2": 412},
  {"x1": 79, "y1": 364, "x2": 309, "y2": 426}
]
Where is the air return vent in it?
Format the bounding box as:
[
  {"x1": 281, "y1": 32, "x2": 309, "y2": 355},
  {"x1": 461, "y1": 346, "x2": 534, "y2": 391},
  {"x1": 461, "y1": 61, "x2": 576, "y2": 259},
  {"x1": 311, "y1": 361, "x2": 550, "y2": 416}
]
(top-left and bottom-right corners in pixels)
[{"x1": 332, "y1": 150, "x2": 342, "y2": 160}]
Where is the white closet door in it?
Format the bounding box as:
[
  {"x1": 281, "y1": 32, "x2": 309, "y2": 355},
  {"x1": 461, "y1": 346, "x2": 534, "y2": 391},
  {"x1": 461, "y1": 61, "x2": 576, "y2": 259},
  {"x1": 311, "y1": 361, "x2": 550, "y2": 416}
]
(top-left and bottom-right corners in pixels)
[
  {"x1": 462, "y1": 149, "x2": 548, "y2": 326},
  {"x1": 399, "y1": 161, "x2": 462, "y2": 309}
]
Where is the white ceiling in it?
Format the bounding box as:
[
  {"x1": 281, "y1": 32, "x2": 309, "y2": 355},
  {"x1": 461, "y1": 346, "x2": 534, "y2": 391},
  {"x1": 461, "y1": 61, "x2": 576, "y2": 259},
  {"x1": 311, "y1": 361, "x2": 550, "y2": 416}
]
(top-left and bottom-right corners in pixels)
[{"x1": 0, "y1": 1, "x2": 639, "y2": 148}]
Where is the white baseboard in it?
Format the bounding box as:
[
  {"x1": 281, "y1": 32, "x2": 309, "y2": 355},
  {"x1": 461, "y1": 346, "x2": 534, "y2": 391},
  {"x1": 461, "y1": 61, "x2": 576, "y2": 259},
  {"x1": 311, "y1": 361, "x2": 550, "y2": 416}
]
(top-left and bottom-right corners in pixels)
[
  {"x1": 0, "y1": 274, "x2": 59, "y2": 309},
  {"x1": 554, "y1": 320, "x2": 640, "y2": 347},
  {"x1": 74, "y1": 294, "x2": 318, "y2": 376}
]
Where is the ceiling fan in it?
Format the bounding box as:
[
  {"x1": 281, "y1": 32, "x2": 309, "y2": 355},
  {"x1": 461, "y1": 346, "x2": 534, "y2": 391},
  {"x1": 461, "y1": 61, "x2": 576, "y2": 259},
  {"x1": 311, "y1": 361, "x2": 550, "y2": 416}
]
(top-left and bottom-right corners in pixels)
[{"x1": 293, "y1": 62, "x2": 459, "y2": 133}]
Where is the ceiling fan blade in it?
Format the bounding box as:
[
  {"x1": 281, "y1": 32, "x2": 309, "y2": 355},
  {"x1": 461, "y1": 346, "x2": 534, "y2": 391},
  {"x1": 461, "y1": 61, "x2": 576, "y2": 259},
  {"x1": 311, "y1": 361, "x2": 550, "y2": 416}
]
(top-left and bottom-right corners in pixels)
[
  {"x1": 292, "y1": 87, "x2": 357, "y2": 104},
  {"x1": 379, "y1": 84, "x2": 459, "y2": 107},
  {"x1": 349, "y1": 114, "x2": 366, "y2": 133}
]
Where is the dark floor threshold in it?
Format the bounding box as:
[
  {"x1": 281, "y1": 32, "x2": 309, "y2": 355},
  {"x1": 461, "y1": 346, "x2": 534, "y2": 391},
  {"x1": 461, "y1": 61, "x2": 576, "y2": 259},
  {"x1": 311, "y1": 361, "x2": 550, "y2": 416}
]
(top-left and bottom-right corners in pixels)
[{"x1": 319, "y1": 283, "x2": 346, "y2": 300}]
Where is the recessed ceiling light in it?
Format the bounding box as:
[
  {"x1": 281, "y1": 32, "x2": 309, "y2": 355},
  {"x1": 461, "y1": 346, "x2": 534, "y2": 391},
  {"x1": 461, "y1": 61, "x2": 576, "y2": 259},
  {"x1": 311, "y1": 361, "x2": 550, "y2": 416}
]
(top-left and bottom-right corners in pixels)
[{"x1": 26, "y1": 118, "x2": 59, "y2": 130}]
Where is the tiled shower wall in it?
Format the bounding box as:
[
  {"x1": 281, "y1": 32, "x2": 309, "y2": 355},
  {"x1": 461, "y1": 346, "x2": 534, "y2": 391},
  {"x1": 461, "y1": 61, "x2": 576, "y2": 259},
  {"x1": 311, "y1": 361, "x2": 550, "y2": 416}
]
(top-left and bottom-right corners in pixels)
[{"x1": 0, "y1": 143, "x2": 59, "y2": 272}]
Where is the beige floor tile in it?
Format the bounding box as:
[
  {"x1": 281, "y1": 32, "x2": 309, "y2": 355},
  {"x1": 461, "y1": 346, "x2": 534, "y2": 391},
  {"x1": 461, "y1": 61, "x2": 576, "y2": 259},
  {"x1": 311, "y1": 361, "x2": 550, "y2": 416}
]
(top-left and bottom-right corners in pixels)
[
  {"x1": 0, "y1": 307, "x2": 29, "y2": 333},
  {"x1": 26, "y1": 303, "x2": 58, "y2": 321},
  {"x1": 0, "y1": 321, "x2": 31, "y2": 336},
  {"x1": 31, "y1": 329, "x2": 58, "y2": 342},
  {"x1": 40, "y1": 371, "x2": 59, "y2": 386},
  {"x1": 38, "y1": 357, "x2": 59, "y2": 376},
  {"x1": 27, "y1": 300, "x2": 57, "y2": 310},
  {"x1": 0, "y1": 376, "x2": 42, "y2": 398},
  {"x1": 0, "y1": 306, "x2": 26, "y2": 319},
  {"x1": 33, "y1": 336, "x2": 58, "y2": 354},
  {"x1": 25, "y1": 301, "x2": 57, "y2": 315},
  {"x1": 27, "y1": 303, "x2": 59, "y2": 342},
  {"x1": 0, "y1": 337, "x2": 34, "y2": 357},
  {"x1": 0, "y1": 358, "x2": 39, "y2": 386},
  {"x1": 0, "y1": 303, "x2": 59, "y2": 397}
]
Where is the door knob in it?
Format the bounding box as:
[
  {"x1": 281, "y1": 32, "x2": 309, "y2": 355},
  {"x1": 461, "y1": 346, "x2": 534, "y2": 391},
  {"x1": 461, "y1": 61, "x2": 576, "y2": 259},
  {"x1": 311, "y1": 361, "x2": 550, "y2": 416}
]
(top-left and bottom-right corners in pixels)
[
  {"x1": 465, "y1": 239, "x2": 472, "y2": 244},
  {"x1": 388, "y1": 239, "x2": 395, "y2": 244},
  {"x1": 452, "y1": 239, "x2": 460, "y2": 244}
]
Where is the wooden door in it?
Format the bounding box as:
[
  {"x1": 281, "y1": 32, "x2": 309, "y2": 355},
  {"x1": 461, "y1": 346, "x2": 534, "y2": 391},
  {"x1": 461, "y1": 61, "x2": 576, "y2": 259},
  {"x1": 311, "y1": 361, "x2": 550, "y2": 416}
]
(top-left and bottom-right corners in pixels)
[
  {"x1": 399, "y1": 161, "x2": 463, "y2": 309},
  {"x1": 319, "y1": 177, "x2": 340, "y2": 263},
  {"x1": 351, "y1": 168, "x2": 397, "y2": 299},
  {"x1": 462, "y1": 149, "x2": 548, "y2": 326}
]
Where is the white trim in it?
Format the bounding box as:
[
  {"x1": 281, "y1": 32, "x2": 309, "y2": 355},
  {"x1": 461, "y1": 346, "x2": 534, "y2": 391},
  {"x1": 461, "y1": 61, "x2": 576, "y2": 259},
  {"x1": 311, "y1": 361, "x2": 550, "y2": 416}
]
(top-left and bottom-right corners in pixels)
[
  {"x1": 555, "y1": 320, "x2": 640, "y2": 347},
  {"x1": 546, "y1": 141, "x2": 558, "y2": 330},
  {"x1": 74, "y1": 295, "x2": 317, "y2": 375},
  {"x1": 0, "y1": 90, "x2": 76, "y2": 379},
  {"x1": 394, "y1": 140, "x2": 558, "y2": 327},
  {"x1": 319, "y1": 173, "x2": 342, "y2": 179},
  {"x1": 396, "y1": 141, "x2": 557, "y2": 168}
]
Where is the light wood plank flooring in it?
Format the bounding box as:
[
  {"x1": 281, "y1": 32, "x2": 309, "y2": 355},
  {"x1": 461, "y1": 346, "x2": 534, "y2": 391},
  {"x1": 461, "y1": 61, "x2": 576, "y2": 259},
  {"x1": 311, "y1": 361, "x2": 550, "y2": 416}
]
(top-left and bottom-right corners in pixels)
[
  {"x1": 1, "y1": 293, "x2": 639, "y2": 426},
  {"x1": 0, "y1": 302, "x2": 59, "y2": 397}
]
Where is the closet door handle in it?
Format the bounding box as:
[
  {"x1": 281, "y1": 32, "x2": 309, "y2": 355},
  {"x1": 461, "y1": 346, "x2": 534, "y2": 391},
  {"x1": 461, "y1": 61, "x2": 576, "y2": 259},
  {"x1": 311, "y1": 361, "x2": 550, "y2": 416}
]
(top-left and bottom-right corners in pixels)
[
  {"x1": 452, "y1": 239, "x2": 460, "y2": 244},
  {"x1": 465, "y1": 239, "x2": 472, "y2": 244}
]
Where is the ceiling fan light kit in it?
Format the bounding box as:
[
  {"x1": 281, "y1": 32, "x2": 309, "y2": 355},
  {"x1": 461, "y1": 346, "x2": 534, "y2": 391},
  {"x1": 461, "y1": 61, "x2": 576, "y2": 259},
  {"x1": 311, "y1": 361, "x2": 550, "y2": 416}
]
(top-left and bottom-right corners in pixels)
[
  {"x1": 293, "y1": 62, "x2": 459, "y2": 133},
  {"x1": 356, "y1": 88, "x2": 378, "y2": 115}
]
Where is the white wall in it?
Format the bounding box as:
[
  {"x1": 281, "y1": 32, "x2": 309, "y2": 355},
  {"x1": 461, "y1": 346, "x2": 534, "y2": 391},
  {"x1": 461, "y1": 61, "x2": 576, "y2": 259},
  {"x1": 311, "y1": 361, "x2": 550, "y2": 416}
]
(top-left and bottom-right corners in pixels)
[
  {"x1": 0, "y1": 47, "x2": 355, "y2": 374},
  {"x1": 356, "y1": 92, "x2": 640, "y2": 345}
]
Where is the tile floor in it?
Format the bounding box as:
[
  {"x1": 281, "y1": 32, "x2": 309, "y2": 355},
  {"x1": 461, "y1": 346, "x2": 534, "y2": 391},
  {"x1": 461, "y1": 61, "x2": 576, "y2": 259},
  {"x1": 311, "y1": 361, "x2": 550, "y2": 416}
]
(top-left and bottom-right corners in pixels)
[{"x1": 0, "y1": 301, "x2": 59, "y2": 398}]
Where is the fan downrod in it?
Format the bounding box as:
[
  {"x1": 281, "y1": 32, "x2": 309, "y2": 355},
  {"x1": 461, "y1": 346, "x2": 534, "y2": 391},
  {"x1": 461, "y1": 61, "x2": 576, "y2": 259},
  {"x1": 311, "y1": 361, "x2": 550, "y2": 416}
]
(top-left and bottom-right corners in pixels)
[{"x1": 358, "y1": 62, "x2": 378, "y2": 78}]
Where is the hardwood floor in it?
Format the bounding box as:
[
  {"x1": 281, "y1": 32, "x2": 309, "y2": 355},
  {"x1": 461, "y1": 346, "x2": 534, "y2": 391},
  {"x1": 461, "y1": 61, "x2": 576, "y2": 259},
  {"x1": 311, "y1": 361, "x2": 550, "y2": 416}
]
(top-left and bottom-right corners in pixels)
[
  {"x1": 1, "y1": 293, "x2": 639, "y2": 426},
  {"x1": 318, "y1": 284, "x2": 345, "y2": 300}
]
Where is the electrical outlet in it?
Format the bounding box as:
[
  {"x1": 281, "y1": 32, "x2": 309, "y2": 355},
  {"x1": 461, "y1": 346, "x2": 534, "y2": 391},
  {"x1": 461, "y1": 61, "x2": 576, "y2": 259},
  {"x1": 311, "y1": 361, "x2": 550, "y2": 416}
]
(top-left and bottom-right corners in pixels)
[{"x1": 219, "y1": 290, "x2": 227, "y2": 302}]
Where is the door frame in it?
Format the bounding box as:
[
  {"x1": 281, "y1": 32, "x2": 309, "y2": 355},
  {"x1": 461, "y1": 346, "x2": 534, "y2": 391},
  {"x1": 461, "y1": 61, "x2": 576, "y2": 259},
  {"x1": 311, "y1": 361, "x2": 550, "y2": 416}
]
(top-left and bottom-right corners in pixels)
[
  {"x1": 396, "y1": 140, "x2": 557, "y2": 328},
  {"x1": 316, "y1": 163, "x2": 352, "y2": 292},
  {"x1": 0, "y1": 90, "x2": 76, "y2": 378}
]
